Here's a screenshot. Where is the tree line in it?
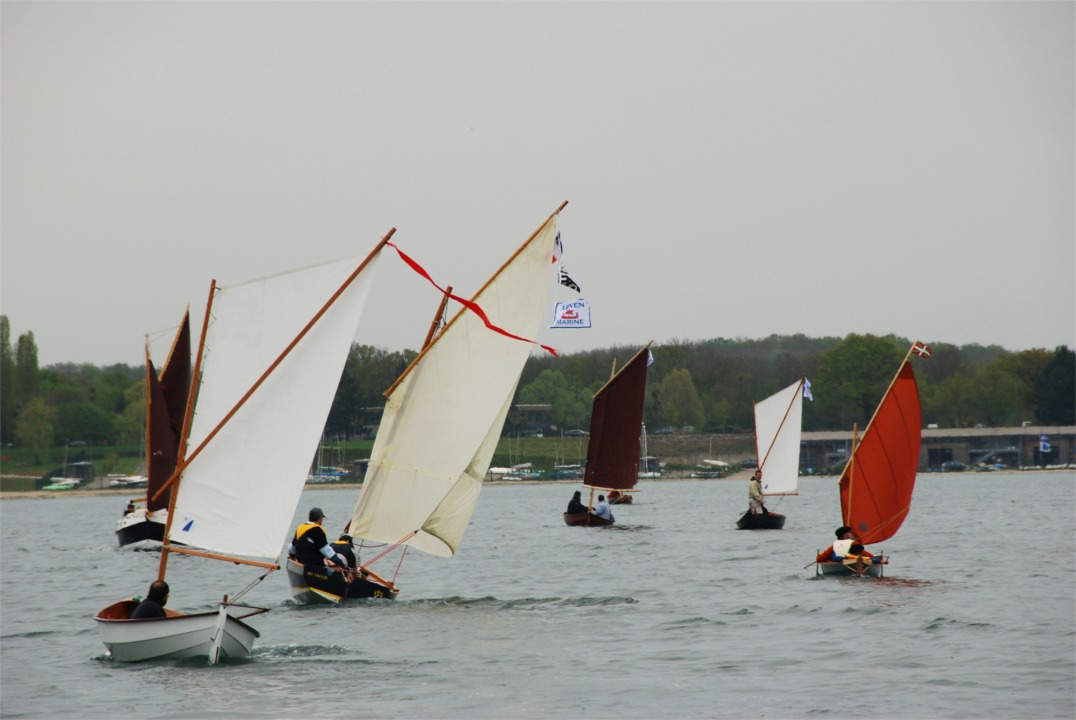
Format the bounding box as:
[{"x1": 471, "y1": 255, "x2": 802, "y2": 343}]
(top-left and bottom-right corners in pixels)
[{"x1": 2, "y1": 314, "x2": 1073, "y2": 465}]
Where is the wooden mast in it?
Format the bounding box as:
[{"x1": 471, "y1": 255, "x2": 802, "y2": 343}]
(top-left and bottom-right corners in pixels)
[
  {"x1": 421, "y1": 286, "x2": 453, "y2": 350},
  {"x1": 759, "y1": 376, "x2": 805, "y2": 496},
  {"x1": 143, "y1": 339, "x2": 153, "y2": 503},
  {"x1": 158, "y1": 277, "x2": 216, "y2": 581},
  {"x1": 156, "y1": 229, "x2": 395, "y2": 578},
  {"x1": 839, "y1": 342, "x2": 918, "y2": 529}
]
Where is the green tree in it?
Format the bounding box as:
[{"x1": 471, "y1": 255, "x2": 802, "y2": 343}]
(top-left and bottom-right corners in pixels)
[
  {"x1": 115, "y1": 380, "x2": 146, "y2": 445},
  {"x1": 925, "y1": 373, "x2": 975, "y2": 428},
  {"x1": 814, "y1": 334, "x2": 906, "y2": 429},
  {"x1": 518, "y1": 369, "x2": 589, "y2": 430},
  {"x1": 966, "y1": 363, "x2": 1026, "y2": 427},
  {"x1": 14, "y1": 331, "x2": 39, "y2": 405},
  {"x1": 54, "y1": 401, "x2": 117, "y2": 445},
  {"x1": 652, "y1": 368, "x2": 704, "y2": 429},
  {"x1": 701, "y1": 396, "x2": 734, "y2": 433},
  {"x1": 325, "y1": 345, "x2": 416, "y2": 437},
  {"x1": 1035, "y1": 346, "x2": 1076, "y2": 425},
  {"x1": 0, "y1": 316, "x2": 15, "y2": 444},
  {"x1": 14, "y1": 397, "x2": 55, "y2": 463},
  {"x1": 93, "y1": 365, "x2": 140, "y2": 414}
]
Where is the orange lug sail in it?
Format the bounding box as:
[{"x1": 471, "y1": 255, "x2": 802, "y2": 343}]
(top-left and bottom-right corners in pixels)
[{"x1": 838, "y1": 360, "x2": 922, "y2": 545}]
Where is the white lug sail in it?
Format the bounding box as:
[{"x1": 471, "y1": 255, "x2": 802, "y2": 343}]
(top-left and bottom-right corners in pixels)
[
  {"x1": 349, "y1": 216, "x2": 559, "y2": 557},
  {"x1": 170, "y1": 253, "x2": 382, "y2": 561},
  {"x1": 754, "y1": 378, "x2": 804, "y2": 497}
]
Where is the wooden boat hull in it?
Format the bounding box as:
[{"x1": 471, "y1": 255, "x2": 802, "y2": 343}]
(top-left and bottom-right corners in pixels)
[
  {"x1": 115, "y1": 513, "x2": 166, "y2": 547},
  {"x1": 735, "y1": 510, "x2": 786, "y2": 530},
  {"x1": 609, "y1": 493, "x2": 633, "y2": 505},
  {"x1": 816, "y1": 559, "x2": 885, "y2": 578},
  {"x1": 285, "y1": 558, "x2": 398, "y2": 603},
  {"x1": 563, "y1": 512, "x2": 614, "y2": 527},
  {"x1": 94, "y1": 599, "x2": 262, "y2": 663}
]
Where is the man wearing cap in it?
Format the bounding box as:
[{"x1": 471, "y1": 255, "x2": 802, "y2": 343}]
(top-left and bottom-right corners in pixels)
[
  {"x1": 330, "y1": 533, "x2": 359, "y2": 573},
  {"x1": 288, "y1": 507, "x2": 349, "y2": 572}
]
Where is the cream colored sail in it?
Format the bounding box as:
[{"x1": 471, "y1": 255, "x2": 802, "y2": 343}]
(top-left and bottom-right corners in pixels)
[
  {"x1": 754, "y1": 378, "x2": 804, "y2": 497},
  {"x1": 348, "y1": 215, "x2": 559, "y2": 558},
  {"x1": 169, "y1": 252, "x2": 382, "y2": 561}
]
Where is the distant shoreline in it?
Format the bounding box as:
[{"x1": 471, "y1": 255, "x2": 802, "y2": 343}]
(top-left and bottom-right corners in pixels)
[
  {"x1": 0, "y1": 472, "x2": 753, "y2": 500},
  {"x1": 5, "y1": 467, "x2": 1067, "y2": 501}
]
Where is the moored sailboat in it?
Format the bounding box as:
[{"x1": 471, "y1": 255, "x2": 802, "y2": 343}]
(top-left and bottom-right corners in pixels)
[
  {"x1": 306, "y1": 203, "x2": 566, "y2": 602},
  {"x1": 564, "y1": 342, "x2": 653, "y2": 526},
  {"x1": 736, "y1": 377, "x2": 809, "y2": 530},
  {"x1": 116, "y1": 311, "x2": 191, "y2": 547},
  {"x1": 814, "y1": 342, "x2": 925, "y2": 577},
  {"x1": 95, "y1": 232, "x2": 390, "y2": 662}
]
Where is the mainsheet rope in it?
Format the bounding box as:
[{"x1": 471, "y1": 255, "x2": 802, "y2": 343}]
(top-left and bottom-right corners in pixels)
[{"x1": 387, "y1": 241, "x2": 558, "y2": 357}]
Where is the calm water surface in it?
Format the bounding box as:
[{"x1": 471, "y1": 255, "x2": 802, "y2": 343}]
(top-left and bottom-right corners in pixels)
[{"x1": 2, "y1": 471, "x2": 1074, "y2": 719}]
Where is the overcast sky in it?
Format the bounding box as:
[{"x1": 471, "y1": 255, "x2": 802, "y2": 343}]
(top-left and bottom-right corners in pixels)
[{"x1": 3, "y1": 1, "x2": 1073, "y2": 368}]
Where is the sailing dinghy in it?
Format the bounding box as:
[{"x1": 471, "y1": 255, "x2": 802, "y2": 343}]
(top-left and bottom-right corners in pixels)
[
  {"x1": 116, "y1": 311, "x2": 191, "y2": 547},
  {"x1": 815, "y1": 343, "x2": 924, "y2": 577},
  {"x1": 317, "y1": 203, "x2": 565, "y2": 601},
  {"x1": 736, "y1": 377, "x2": 808, "y2": 530},
  {"x1": 96, "y1": 233, "x2": 389, "y2": 662},
  {"x1": 564, "y1": 342, "x2": 653, "y2": 526}
]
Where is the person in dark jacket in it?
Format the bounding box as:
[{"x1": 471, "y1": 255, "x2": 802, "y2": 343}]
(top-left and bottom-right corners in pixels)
[
  {"x1": 288, "y1": 507, "x2": 348, "y2": 571},
  {"x1": 331, "y1": 534, "x2": 359, "y2": 572},
  {"x1": 566, "y1": 490, "x2": 588, "y2": 515},
  {"x1": 131, "y1": 580, "x2": 169, "y2": 619}
]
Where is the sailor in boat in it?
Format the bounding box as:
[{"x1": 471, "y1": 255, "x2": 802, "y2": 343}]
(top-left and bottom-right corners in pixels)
[
  {"x1": 747, "y1": 470, "x2": 769, "y2": 515},
  {"x1": 843, "y1": 543, "x2": 884, "y2": 567},
  {"x1": 330, "y1": 533, "x2": 370, "y2": 581},
  {"x1": 123, "y1": 502, "x2": 135, "y2": 517},
  {"x1": 566, "y1": 491, "x2": 588, "y2": 515},
  {"x1": 591, "y1": 494, "x2": 613, "y2": 522},
  {"x1": 288, "y1": 507, "x2": 350, "y2": 577},
  {"x1": 814, "y1": 526, "x2": 885, "y2": 564},
  {"x1": 130, "y1": 580, "x2": 169, "y2": 619}
]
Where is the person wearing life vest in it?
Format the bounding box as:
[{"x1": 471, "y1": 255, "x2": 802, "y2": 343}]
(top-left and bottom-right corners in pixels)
[
  {"x1": 288, "y1": 507, "x2": 348, "y2": 572},
  {"x1": 816, "y1": 526, "x2": 886, "y2": 564},
  {"x1": 843, "y1": 542, "x2": 884, "y2": 565}
]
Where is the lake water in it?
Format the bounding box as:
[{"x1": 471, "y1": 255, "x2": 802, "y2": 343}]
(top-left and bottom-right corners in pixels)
[{"x1": 2, "y1": 471, "x2": 1074, "y2": 719}]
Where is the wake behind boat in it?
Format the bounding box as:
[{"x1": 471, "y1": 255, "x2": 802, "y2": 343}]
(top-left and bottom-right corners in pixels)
[
  {"x1": 813, "y1": 341, "x2": 925, "y2": 577},
  {"x1": 96, "y1": 231, "x2": 390, "y2": 662}
]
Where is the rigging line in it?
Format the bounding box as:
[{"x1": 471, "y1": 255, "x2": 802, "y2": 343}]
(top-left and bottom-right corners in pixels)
[
  {"x1": 363, "y1": 530, "x2": 417, "y2": 567},
  {"x1": 230, "y1": 567, "x2": 277, "y2": 604}
]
